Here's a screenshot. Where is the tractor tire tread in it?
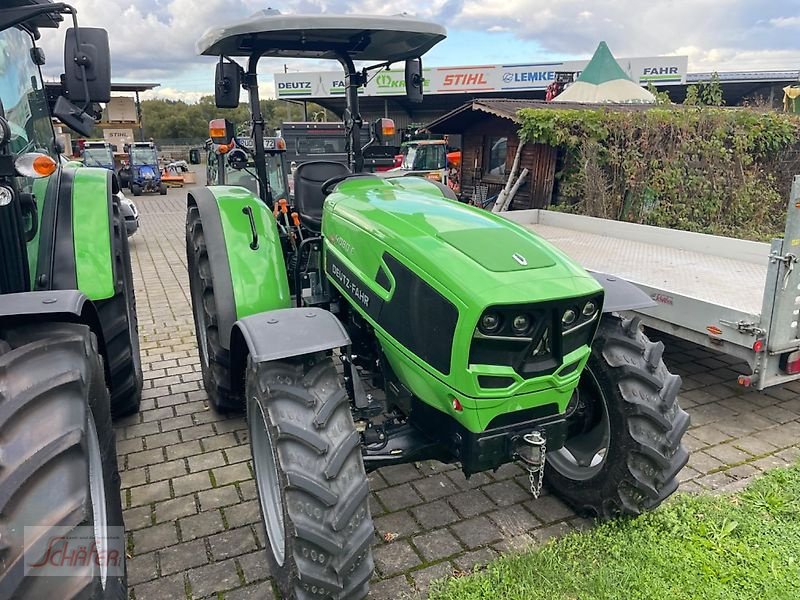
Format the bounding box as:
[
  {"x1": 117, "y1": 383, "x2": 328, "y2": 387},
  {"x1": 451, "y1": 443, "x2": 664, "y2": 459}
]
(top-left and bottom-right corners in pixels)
[
  {"x1": 97, "y1": 198, "x2": 142, "y2": 418},
  {"x1": 546, "y1": 314, "x2": 689, "y2": 519},
  {"x1": 246, "y1": 356, "x2": 373, "y2": 600},
  {"x1": 187, "y1": 205, "x2": 239, "y2": 411},
  {"x1": 0, "y1": 323, "x2": 126, "y2": 599}
]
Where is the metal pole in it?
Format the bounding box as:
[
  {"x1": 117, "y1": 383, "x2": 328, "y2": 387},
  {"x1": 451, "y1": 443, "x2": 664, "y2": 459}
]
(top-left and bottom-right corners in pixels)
[
  {"x1": 246, "y1": 55, "x2": 272, "y2": 207},
  {"x1": 337, "y1": 53, "x2": 363, "y2": 173},
  {"x1": 135, "y1": 90, "x2": 144, "y2": 141},
  {"x1": 303, "y1": 101, "x2": 308, "y2": 121}
]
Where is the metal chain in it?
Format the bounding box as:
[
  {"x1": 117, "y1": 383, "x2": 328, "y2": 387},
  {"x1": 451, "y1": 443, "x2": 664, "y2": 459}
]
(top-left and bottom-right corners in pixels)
[{"x1": 527, "y1": 439, "x2": 546, "y2": 499}]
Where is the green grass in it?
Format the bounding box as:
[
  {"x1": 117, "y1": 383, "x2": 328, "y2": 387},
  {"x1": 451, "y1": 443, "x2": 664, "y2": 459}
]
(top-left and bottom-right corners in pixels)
[{"x1": 429, "y1": 463, "x2": 800, "y2": 600}]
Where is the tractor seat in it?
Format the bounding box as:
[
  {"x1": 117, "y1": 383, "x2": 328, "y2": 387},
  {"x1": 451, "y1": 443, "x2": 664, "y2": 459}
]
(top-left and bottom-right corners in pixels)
[{"x1": 294, "y1": 160, "x2": 350, "y2": 230}]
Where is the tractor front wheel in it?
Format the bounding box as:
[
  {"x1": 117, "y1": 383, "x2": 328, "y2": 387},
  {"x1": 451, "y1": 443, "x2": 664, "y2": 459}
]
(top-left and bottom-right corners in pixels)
[
  {"x1": 131, "y1": 184, "x2": 142, "y2": 196},
  {"x1": 159, "y1": 183, "x2": 167, "y2": 195},
  {"x1": 97, "y1": 196, "x2": 142, "y2": 417},
  {"x1": 246, "y1": 355, "x2": 374, "y2": 600},
  {"x1": 0, "y1": 323, "x2": 126, "y2": 597},
  {"x1": 545, "y1": 315, "x2": 689, "y2": 518},
  {"x1": 186, "y1": 205, "x2": 237, "y2": 411}
]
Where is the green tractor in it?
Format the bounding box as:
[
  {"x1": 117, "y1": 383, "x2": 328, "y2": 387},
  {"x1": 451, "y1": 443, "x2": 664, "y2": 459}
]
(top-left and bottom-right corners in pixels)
[
  {"x1": 0, "y1": 1, "x2": 140, "y2": 596},
  {"x1": 187, "y1": 10, "x2": 688, "y2": 599}
]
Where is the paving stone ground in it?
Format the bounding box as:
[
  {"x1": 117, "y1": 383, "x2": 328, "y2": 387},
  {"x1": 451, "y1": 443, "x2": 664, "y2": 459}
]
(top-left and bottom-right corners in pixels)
[{"x1": 120, "y1": 176, "x2": 800, "y2": 599}]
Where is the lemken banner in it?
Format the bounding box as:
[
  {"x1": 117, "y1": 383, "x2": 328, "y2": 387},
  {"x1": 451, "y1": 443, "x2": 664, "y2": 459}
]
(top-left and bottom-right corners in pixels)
[{"x1": 274, "y1": 56, "x2": 688, "y2": 99}]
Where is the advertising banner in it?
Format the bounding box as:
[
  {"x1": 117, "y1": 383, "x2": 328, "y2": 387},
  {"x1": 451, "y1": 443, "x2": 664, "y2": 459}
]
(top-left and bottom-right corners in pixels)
[{"x1": 274, "y1": 56, "x2": 688, "y2": 99}]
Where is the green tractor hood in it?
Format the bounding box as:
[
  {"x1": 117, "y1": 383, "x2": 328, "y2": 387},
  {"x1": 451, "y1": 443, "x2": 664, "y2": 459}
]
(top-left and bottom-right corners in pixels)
[{"x1": 323, "y1": 176, "x2": 596, "y2": 307}]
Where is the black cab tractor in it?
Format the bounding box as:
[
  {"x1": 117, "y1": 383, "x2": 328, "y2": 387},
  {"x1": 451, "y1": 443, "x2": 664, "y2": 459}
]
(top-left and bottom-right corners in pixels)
[
  {"x1": 187, "y1": 10, "x2": 688, "y2": 599},
  {"x1": 0, "y1": 0, "x2": 142, "y2": 596}
]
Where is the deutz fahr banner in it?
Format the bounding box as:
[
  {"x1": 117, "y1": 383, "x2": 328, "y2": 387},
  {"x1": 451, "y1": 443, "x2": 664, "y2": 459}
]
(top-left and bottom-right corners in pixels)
[{"x1": 274, "y1": 56, "x2": 688, "y2": 99}]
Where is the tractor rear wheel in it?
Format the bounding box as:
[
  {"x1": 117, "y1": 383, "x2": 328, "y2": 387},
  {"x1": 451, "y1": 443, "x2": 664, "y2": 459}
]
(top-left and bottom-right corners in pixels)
[
  {"x1": 97, "y1": 196, "x2": 142, "y2": 418},
  {"x1": 186, "y1": 205, "x2": 238, "y2": 411},
  {"x1": 0, "y1": 323, "x2": 126, "y2": 598},
  {"x1": 545, "y1": 315, "x2": 689, "y2": 518},
  {"x1": 246, "y1": 355, "x2": 374, "y2": 600}
]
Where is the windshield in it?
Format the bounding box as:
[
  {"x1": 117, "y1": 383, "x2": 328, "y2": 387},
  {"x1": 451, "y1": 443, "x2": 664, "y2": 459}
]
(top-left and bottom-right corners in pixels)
[
  {"x1": 225, "y1": 152, "x2": 288, "y2": 200},
  {"x1": 0, "y1": 27, "x2": 54, "y2": 156},
  {"x1": 83, "y1": 147, "x2": 114, "y2": 167},
  {"x1": 296, "y1": 136, "x2": 346, "y2": 155},
  {"x1": 401, "y1": 143, "x2": 446, "y2": 171},
  {"x1": 131, "y1": 147, "x2": 157, "y2": 165}
]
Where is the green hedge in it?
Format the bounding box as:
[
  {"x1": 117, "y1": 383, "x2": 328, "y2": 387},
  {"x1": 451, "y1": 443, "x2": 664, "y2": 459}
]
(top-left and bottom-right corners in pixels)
[{"x1": 517, "y1": 107, "x2": 800, "y2": 240}]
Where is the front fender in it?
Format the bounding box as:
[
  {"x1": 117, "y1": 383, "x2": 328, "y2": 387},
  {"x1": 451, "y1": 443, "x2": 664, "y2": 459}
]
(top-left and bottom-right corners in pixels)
[
  {"x1": 591, "y1": 271, "x2": 657, "y2": 312},
  {"x1": 188, "y1": 186, "x2": 291, "y2": 349},
  {"x1": 229, "y1": 307, "x2": 350, "y2": 399}
]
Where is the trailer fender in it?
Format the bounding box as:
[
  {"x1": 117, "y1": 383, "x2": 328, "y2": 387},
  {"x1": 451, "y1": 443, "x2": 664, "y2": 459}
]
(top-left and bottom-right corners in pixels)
[
  {"x1": 591, "y1": 272, "x2": 657, "y2": 312},
  {"x1": 229, "y1": 307, "x2": 350, "y2": 397},
  {"x1": 188, "y1": 186, "x2": 291, "y2": 349}
]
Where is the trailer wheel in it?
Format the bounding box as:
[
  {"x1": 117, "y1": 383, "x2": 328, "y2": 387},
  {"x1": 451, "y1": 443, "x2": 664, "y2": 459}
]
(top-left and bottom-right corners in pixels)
[
  {"x1": 97, "y1": 197, "x2": 142, "y2": 417},
  {"x1": 246, "y1": 355, "x2": 374, "y2": 600},
  {"x1": 546, "y1": 315, "x2": 689, "y2": 518},
  {"x1": 0, "y1": 323, "x2": 126, "y2": 598},
  {"x1": 187, "y1": 205, "x2": 238, "y2": 411}
]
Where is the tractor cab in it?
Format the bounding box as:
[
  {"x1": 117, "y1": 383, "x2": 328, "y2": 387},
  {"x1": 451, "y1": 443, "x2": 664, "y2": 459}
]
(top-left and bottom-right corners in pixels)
[
  {"x1": 126, "y1": 141, "x2": 166, "y2": 196},
  {"x1": 81, "y1": 140, "x2": 115, "y2": 170},
  {"x1": 205, "y1": 120, "x2": 290, "y2": 202}
]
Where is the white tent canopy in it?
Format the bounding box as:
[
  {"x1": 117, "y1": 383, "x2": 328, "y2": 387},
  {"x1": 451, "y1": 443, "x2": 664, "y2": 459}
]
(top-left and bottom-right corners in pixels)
[{"x1": 553, "y1": 41, "x2": 656, "y2": 104}]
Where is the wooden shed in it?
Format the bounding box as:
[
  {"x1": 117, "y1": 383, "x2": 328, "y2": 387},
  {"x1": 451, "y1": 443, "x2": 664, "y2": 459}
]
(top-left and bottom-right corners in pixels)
[{"x1": 426, "y1": 99, "x2": 561, "y2": 210}]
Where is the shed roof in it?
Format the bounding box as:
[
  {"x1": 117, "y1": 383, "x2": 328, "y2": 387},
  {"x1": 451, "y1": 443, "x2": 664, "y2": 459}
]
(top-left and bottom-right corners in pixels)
[{"x1": 425, "y1": 98, "x2": 658, "y2": 133}]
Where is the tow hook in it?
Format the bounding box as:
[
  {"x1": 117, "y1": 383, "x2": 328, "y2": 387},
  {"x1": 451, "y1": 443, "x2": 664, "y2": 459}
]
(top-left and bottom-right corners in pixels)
[{"x1": 516, "y1": 430, "x2": 547, "y2": 499}]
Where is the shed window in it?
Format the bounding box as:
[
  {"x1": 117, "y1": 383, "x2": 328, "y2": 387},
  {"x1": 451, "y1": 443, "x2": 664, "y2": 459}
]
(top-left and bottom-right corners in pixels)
[{"x1": 485, "y1": 136, "x2": 508, "y2": 177}]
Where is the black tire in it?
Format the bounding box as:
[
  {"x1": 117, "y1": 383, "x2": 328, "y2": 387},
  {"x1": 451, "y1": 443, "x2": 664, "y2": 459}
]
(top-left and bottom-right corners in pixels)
[
  {"x1": 546, "y1": 315, "x2": 689, "y2": 518},
  {"x1": 159, "y1": 183, "x2": 167, "y2": 195},
  {"x1": 97, "y1": 197, "x2": 142, "y2": 418},
  {"x1": 130, "y1": 184, "x2": 142, "y2": 197},
  {"x1": 186, "y1": 205, "x2": 238, "y2": 411},
  {"x1": 0, "y1": 323, "x2": 126, "y2": 599},
  {"x1": 246, "y1": 356, "x2": 374, "y2": 600}
]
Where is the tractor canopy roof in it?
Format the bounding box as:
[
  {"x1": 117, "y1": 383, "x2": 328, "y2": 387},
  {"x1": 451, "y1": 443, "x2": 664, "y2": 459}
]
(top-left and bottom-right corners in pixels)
[
  {"x1": 1, "y1": 0, "x2": 63, "y2": 35},
  {"x1": 197, "y1": 10, "x2": 446, "y2": 62}
]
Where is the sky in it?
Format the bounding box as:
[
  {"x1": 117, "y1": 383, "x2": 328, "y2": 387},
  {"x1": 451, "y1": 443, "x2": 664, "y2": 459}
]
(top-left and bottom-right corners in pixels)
[{"x1": 37, "y1": 0, "x2": 800, "y2": 102}]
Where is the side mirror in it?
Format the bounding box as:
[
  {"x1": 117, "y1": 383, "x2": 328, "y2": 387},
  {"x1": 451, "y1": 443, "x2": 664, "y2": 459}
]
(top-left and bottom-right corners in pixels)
[
  {"x1": 53, "y1": 96, "x2": 95, "y2": 137},
  {"x1": 63, "y1": 28, "x2": 111, "y2": 104},
  {"x1": 405, "y1": 58, "x2": 423, "y2": 104},
  {"x1": 227, "y1": 148, "x2": 248, "y2": 170},
  {"x1": 215, "y1": 61, "x2": 241, "y2": 109}
]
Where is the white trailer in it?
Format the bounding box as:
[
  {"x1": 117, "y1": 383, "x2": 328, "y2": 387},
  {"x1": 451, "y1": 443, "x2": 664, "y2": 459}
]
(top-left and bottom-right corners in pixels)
[{"x1": 502, "y1": 176, "x2": 800, "y2": 391}]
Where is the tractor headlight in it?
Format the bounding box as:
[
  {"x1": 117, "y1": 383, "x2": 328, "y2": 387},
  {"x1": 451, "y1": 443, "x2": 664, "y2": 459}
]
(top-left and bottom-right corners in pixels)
[
  {"x1": 511, "y1": 314, "x2": 531, "y2": 335},
  {"x1": 582, "y1": 301, "x2": 597, "y2": 318},
  {"x1": 479, "y1": 312, "x2": 502, "y2": 334},
  {"x1": 562, "y1": 309, "x2": 577, "y2": 327}
]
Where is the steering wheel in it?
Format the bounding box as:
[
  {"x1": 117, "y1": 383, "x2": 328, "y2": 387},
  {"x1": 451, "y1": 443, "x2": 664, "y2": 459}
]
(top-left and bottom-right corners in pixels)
[{"x1": 321, "y1": 173, "x2": 376, "y2": 195}]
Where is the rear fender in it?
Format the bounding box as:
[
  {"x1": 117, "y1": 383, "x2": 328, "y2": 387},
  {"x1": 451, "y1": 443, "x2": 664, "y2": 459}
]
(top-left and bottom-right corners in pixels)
[
  {"x1": 229, "y1": 307, "x2": 350, "y2": 398},
  {"x1": 591, "y1": 272, "x2": 657, "y2": 312},
  {"x1": 188, "y1": 186, "x2": 291, "y2": 349},
  {"x1": 0, "y1": 290, "x2": 108, "y2": 377}
]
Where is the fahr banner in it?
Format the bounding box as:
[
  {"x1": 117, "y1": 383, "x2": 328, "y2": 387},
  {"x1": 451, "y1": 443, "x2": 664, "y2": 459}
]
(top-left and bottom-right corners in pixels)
[{"x1": 274, "y1": 56, "x2": 688, "y2": 99}]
